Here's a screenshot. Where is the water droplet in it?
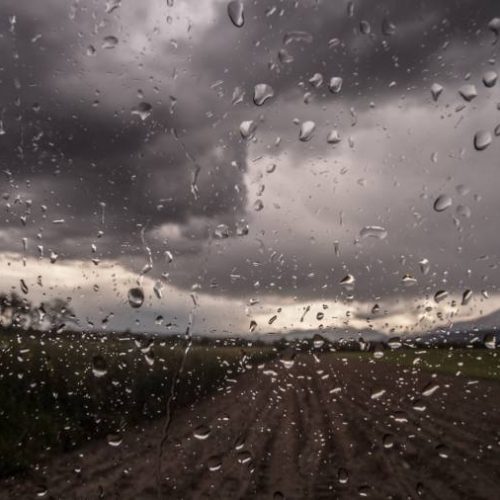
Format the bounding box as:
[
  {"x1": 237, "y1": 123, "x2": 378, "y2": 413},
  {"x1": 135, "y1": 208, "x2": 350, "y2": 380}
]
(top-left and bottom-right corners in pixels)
[
  {"x1": 299, "y1": 121, "x2": 316, "y2": 141},
  {"x1": 359, "y1": 20, "x2": 371, "y2": 35},
  {"x1": 433, "y1": 194, "x2": 452, "y2": 212},
  {"x1": 340, "y1": 274, "x2": 355, "y2": 286},
  {"x1": 495, "y1": 124, "x2": 500, "y2": 136},
  {"x1": 430, "y1": 83, "x2": 444, "y2": 102},
  {"x1": 488, "y1": 17, "x2": 500, "y2": 44},
  {"x1": 359, "y1": 226, "x2": 387, "y2": 240},
  {"x1": 106, "y1": 433, "x2": 123, "y2": 447},
  {"x1": 484, "y1": 333, "x2": 496, "y2": 349},
  {"x1": 434, "y1": 290, "x2": 448, "y2": 303},
  {"x1": 227, "y1": 1, "x2": 244, "y2": 27},
  {"x1": 214, "y1": 224, "x2": 230, "y2": 239},
  {"x1": 422, "y1": 382, "x2": 439, "y2": 397},
  {"x1": 278, "y1": 49, "x2": 294, "y2": 64},
  {"x1": 283, "y1": 31, "x2": 313, "y2": 45},
  {"x1": 240, "y1": 120, "x2": 257, "y2": 139},
  {"x1": 35, "y1": 485, "x2": 48, "y2": 498},
  {"x1": 91, "y1": 355, "x2": 108, "y2": 378},
  {"x1": 20, "y1": 279, "x2": 29, "y2": 294},
  {"x1": 105, "y1": 0, "x2": 121, "y2": 14},
  {"x1": 381, "y1": 18, "x2": 396, "y2": 36},
  {"x1": 436, "y1": 444, "x2": 449, "y2": 459},
  {"x1": 249, "y1": 320, "x2": 257, "y2": 332},
  {"x1": 128, "y1": 287, "x2": 144, "y2": 308},
  {"x1": 253, "y1": 84, "x2": 274, "y2": 106},
  {"x1": 309, "y1": 73, "x2": 323, "y2": 87},
  {"x1": 456, "y1": 204, "x2": 471, "y2": 218},
  {"x1": 419, "y1": 258, "x2": 430, "y2": 275},
  {"x1": 371, "y1": 389, "x2": 386, "y2": 400},
  {"x1": 328, "y1": 77, "x2": 343, "y2": 94},
  {"x1": 327, "y1": 130, "x2": 341, "y2": 144},
  {"x1": 253, "y1": 199, "x2": 264, "y2": 211},
  {"x1": 483, "y1": 70, "x2": 498, "y2": 88},
  {"x1": 102, "y1": 35, "x2": 118, "y2": 49},
  {"x1": 458, "y1": 84, "x2": 477, "y2": 102},
  {"x1": 193, "y1": 424, "x2": 211, "y2": 440},
  {"x1": 383, "y1": 434, "x2": 394, "y2": 449},
  {"x1": 131, "y1": 102, "x2": 152, "y2": 121},
  {"x1": 474, "y1": 130, "x2": 492, "y2": 151},
  {"x1": 207, "y1": 455, "x2": 222, "y2": 471},
  {"x1": 338, "y1": 467, "x2": 349, "y2": 484},
  {"x1": 86, "y1": 45, "x2": 96, "y2": 56},
  {"x1": 273, "y1": 492, "x2": 285, "y2": 500},
  {"x1": 462, "y1": 289, "x2": 473, "y2": 305}
]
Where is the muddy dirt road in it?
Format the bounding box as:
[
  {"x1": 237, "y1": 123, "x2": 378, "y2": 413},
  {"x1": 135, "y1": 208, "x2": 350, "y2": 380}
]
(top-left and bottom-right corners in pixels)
[{"x1": 2, "y1": 353, "x2": 500, "y2": 499}]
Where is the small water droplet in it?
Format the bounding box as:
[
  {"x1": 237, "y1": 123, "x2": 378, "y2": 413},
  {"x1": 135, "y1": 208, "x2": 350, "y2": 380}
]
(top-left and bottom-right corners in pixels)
[
  {"x1": 328, "y1": 77, "x2": 343, "y2": 94},
  {"x1": 131, "y1": 102, "x2": 152, "y2": 121},
  {"x1": 433, "y1": 194, "x2": 452, "y2": 212},
  {"x1": 434, "y1": 290, "x2": 448, "y2": 303},
  {"x1": 338, "y1": 467, "x2": 349, "y2": 484},
  {"x1": 207, "y1": 455, "x2": 222, "y2": 471},
  {"x1": 383, "y1": 434, "x2": 394, "y2": 449},
  {"x1": 128, "y1": 287, "x2": 144, "y2": 308},
  {"x1": 488, "y1": 17, "x2": 500, "y2": 44},
  {"x1": 283, "y1": 31, "x2": 313, "y2": 45},
  {"x1": 359, "y1": 20, "x2": 371, "y2": 35},
  {"x1": 430, "y1": 83, "x2": 444, "y2": 101},
  {"x1": 214, "y1": 224, "x2": 230, "y2": 239},
  {"x1": 462, "y1": 289, "x2": 473, "y2": 305},
  {"x1": 106, "y1": 433, "x2": 123, "y2": 447},
  {"x1": 327, "y1": 129, "x2": 341, "y2": 144},
  {"x1": 299, "y1": 121, "x2": 316, "y2": 141},
  {"x1": 20, "y1": 279, "x2": 29, "y2": 294},
  {"x1": 227, "y1": 1, "x2": 244, "y2": 27},
  {"x1": 102, "y1": 35, "x2": 119, "y2": 49},
  {"x1": 253, "y1": 84, "x2": 274, "y2": 106},
  {"x1": 422, "y1": 382, "x2": 439, "y2": 397},
  {"x1": 419, "y1": 258, "x2": 430, "y2": 275},
  {"x1": 381, "y1": 18, "x2": 396, "y2": 36},
  {"x1": 359, "y1": 225, "x2": 387, "y2": 240},
  {"x1": 340, "y1": 274, "x2": 355, "y2": 286},
  {"x1": 309, "y1": 73, "x2": 323, "y2": 87},
  {"x1": 91, "y1": 355, "x2": 108, "y2": 378},
  {"x1": 484, "y1": 333, "x2": 496, "y2": 349},
  {"x1": 253, "y1": 199, "x2": 264, "y2": 211},
  {"x1": 371, "y1": 389, "x2": 386, "y2": 400},
  {"x1": 193, "y1": 424, "x2": 211, "y2": 440}
]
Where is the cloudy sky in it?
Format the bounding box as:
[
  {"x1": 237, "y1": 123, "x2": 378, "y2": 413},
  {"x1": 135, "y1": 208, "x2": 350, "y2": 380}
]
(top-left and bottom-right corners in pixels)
[{"x1": 1, "y1": 0, "x2": 500, "y2": 337}]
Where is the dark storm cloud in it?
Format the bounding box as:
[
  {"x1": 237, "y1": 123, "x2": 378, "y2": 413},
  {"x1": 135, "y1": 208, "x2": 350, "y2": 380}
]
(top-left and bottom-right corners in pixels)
[{"x1": 1, "y1": 0, "x2": 500, "y2": 325}]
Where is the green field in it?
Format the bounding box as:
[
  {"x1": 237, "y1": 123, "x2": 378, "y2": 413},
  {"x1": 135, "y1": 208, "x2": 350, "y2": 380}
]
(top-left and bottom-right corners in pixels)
[{"x1": 0, "y1": 331, "x2": 273, "y2": 477}]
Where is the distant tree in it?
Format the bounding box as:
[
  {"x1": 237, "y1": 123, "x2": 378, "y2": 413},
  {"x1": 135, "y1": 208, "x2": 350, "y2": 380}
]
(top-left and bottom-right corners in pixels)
[
  {"x1": 0, "y1": 292, "x2": 33, "y2": 329},
  {"x1": 39, "y1": 298, "x2": 78, "y2": 332}
]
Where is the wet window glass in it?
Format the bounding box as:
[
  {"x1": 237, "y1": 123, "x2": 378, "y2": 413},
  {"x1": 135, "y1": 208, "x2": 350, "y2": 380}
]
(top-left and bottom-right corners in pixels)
[{"x1": 1, "y1": 0, "x2": 499, "y2": 498}]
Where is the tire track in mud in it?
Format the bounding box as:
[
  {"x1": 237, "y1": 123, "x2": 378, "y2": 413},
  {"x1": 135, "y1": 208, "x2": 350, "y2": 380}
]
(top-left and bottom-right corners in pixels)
[{"x1": 2, "y1": 354, "x2": 499, "y2": 499}]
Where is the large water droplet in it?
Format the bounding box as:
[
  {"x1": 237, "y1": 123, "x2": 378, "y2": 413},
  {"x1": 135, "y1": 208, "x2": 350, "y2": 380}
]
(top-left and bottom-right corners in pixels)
[
  {"x1": 430, "y1": 83, "x2": 444, "y2": 102},
  {"x1": 483, "y1": 70, "x2": 498, "y2": 88},
  {"x1": 458, "y1": 84, "x2": 477, "y2": 102},
  {"x1": 253, "y1": 84, "x2": 274, "y2": 106},
  {"x1": 299, "y1": 121, "x2": 316, "y2": 141},
  {"x1": 360, "y1": 226, "x2": 387, "y2": 240},
  {"x1": 240, "y1": 120, "x2": 257, "y2": 139},
  {"x1": 227, "y1": 1, "x2": 244, "y2": 27},
  {"x1": 309, "y1": 73, "x2": 323, "y2": 87},
  {"x1": 433, "y1": 194, "x2": 452, "y2": 212},
  {"x1": 128, "y1": 287, "x2": 144, "y2": 308},
  {"x1": 474, "y1": 130, "x2": 492, "y2": 151}
]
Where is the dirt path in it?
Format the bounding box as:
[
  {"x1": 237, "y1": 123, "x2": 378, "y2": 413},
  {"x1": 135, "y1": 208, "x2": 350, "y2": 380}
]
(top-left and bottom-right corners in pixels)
[{"x1": 2, "y1": 353, "x2": 500, "y2": 499}]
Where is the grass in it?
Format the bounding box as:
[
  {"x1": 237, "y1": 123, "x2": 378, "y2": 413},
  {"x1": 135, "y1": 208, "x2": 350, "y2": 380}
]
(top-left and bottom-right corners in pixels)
[
  {"x1": 0, "y1": 330, "x2": 274, "y2": 478},
  {"x1": 328, "y1": 347, "x2": 500, "y2": 381}
]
